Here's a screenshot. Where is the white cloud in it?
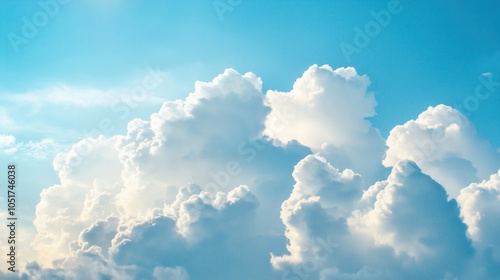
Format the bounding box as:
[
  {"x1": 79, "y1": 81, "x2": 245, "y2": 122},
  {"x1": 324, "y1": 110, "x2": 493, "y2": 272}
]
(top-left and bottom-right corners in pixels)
[
  {"x1": 153, "y1": 266, "x2": 189, "y2": 280},
  {"x1": 273, "y1": 155, "x2": 476, "y2": 279},
  {"x1": 0, "y1": 134, "x2": 15, "y2": 147},
  {"x1": 105, "y1": 185, "x2": 269, "y2": 279},
  {"x1": 0, "y1": 134, "x2": 64, "y2": 159},
  {"x1": 458, "y1": 169, "x2": 500, "y2": 261},
  {"x1": 349, "y1": 161, "x2": 473, "y2": 269},
  {"x1": 384, "y1": 104, "x2": 500, "y2": 198},
  {"x1": 264, "y1": 64, "x2": 386, "y2": 184},
  {"x1": 114, "y1": 68, "x2": 272, "y2": 218},
  {"x1": 30, "y1": 68, "x2": 292, "y2": 273},
  {"x1": 1, "y1": 67, "x2": 169, "y2": 109},
  {"x1": 1, "y1": 86, "x2": 167, "y2": 110},
  {"x1": 33, "y1": 136, "x2": 123, "y2": 263},
  {"x1": 6, "y1": 86, "x2": 119, "y2": 107},
  {"x1": 271, "y1": 154, "x2": 361, "y2": 274},
  {"x1": 14, "y1": 66, "x2": 500, "y2": 279}
]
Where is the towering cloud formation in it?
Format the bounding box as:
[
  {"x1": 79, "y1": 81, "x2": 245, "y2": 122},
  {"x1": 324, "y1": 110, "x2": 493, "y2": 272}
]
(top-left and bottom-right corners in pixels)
[
  {"x1": 33, "y1": 136, "x2": 123, "y2": 262},
  {"x1": 8, "y1": 65, "x2": 499, "y2": 279},
  {"x1": 29, "y1": 68, "x2": 301, "y2": 276},
  {"x1": 264, "y1": 65, "x2": 387, "y2": 184},
  {"x1": 349, "y1": 161, "x2": 473, "y2": 278},
  {"x1": 270, "y1": 154, "x2": 361, "y2": 278},
  {"x1": 273, "y1": 156, "x2": 476, "y2": 279},
  {"x1": 115, "y1": 69, "x2": 271, "y2": 217}
]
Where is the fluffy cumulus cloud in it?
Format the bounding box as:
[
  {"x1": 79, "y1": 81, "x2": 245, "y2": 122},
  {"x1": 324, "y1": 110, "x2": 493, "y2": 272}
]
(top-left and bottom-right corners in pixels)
[
  {"x1": 25, "y1": 68, "x2": 300, "y2": 279},
  {"x1": 458, "y1": 170, "x2": 500, "y2": 266},
  {"x1": 272, "y1": 156, "x2": 478, "y2": 280},
  {"x1": 8, "y1": 65, "x2": 500, "y2": 279},
  {"x1": 114, "y1": 68, "x2": 272, "y2": 217},
  {"x1": 270, "y1": 154, "x2": 362, "y2": 276},
  {"x1": 384, "y1": 104, "x2": 500, "y2": 198},
  {"x1": 32, "y1": 135, "x2": 123, "y2": 263},
  {"x1": 264, "y1": 64, "x2": 387, "y2": 184},
  {"x1": 349, "y1": 161, "x2": 473, "y2": 278}
]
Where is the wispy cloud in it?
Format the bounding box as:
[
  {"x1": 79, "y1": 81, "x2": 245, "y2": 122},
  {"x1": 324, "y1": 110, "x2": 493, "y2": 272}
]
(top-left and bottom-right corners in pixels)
[
  {"x1": 0, "y1": 134, "x2": 65, "y2": 160},
  {"x1": 1, "y1": 85, "x2": 164, "y2": 108}
]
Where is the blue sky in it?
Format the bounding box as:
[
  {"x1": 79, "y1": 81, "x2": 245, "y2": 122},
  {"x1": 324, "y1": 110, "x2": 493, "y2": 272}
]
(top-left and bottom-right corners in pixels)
[
  {"x1": 0, "y1": 0, "x2": 500, "y2": 279},
  {"x1": 2, "y1": 0, "x2": 499, "y2": 143}
]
